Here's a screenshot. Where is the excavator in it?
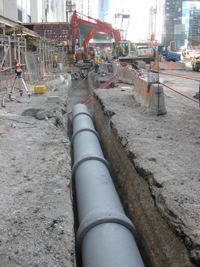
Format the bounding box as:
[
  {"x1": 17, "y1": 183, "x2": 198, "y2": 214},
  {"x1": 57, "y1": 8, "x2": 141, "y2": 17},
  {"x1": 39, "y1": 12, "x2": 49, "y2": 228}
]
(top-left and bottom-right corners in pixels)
[{"x1": 67, "y1": 10, "x2": 121, "y2": 66}]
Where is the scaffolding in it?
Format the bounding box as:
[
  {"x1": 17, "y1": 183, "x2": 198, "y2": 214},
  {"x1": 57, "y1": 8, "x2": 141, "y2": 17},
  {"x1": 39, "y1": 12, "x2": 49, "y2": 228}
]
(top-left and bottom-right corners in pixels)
[
  {"x1": 0, "y1": 17, "x2": 69, "y2": 90},
  {"x1": 0, "y1": 33, "x2": 27, "y2": 90}
]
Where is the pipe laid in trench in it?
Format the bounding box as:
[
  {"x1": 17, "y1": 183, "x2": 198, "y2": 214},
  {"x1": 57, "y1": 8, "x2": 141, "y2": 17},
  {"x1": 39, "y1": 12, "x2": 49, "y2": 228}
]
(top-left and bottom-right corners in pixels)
[{"x1": 72, "y1": 103, "x2": 145, "y2": 267}]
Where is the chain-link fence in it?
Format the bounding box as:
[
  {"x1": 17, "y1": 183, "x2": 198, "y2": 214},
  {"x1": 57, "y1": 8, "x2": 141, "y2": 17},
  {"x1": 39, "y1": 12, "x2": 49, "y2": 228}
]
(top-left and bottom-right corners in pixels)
[{"x1": 25, "y1": 52, "x2": 43, "y2": 84}]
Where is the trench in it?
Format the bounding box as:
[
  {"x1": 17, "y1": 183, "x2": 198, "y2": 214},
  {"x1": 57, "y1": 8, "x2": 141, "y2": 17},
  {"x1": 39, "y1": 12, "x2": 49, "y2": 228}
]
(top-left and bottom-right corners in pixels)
[
  {"x1": 67, "y1": 70, "x2": 194, "y2": 267},
  {"x1": 67, "y1": 75, "x2": 90, "y2": 267},
  {"x1": 67, "y1": 73, "x2": 147, "y2": 267}
]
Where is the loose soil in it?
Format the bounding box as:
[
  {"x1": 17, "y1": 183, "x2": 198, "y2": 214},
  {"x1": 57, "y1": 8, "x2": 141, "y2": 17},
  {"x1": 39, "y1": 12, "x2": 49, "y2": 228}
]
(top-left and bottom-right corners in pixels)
[{"x1": 0, "y1": 63, "x2": 200, "y2": 267}]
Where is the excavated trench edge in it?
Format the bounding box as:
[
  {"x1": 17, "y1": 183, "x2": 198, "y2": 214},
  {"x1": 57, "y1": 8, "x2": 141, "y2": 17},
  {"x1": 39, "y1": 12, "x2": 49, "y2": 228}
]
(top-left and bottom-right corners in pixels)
[
  {"x1": 68, "y1": 74, "x2": 195, "y2": 267},
  {"x1": 91, "y1": 96, "x2": 196, "y2": 267},
  {"x1": 86, "y1": 76, "x2": 195, "y2": 267}
]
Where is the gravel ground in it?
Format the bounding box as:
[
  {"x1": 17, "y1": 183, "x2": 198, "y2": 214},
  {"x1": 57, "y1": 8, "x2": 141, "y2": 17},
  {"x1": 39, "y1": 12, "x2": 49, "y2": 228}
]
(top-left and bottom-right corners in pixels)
[
  {"x1": 90, "y1": 62, "x2": 200, "y2": 266},
  {"x1": 0, "y1": 62, "x2": 200, "y2": 266},
  {"x1": 0, "y1": 72, "x2": 75, "y2": 267}
]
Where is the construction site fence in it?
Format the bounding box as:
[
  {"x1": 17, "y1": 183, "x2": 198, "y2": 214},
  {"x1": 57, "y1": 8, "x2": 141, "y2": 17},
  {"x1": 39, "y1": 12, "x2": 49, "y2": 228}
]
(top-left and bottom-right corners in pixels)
[
  {"x1": 0, "y1": 32, "x2": 70, "y2": 89},
  {"x1": 25, "y1": 52, "x2": 44, "y2": 84},
  {"x1": 0, "y1": 52, "x2": 71, "y2": 90},
  {"x1": 0, "y1": 72, "x2": 16, "y2": 91}
]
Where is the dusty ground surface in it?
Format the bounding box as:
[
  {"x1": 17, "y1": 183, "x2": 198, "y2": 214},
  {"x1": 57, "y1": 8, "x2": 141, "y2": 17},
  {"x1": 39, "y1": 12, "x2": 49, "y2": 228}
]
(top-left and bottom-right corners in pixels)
[
  {"x1": 0, "y1": 62, "x2": 200, "y2": 266},
  {"x1": 90, "y1": 63, "x2": 200, "y2": 266},
  {"x1": 0, "y1": 71, "x2": 76, "y2": 267}
]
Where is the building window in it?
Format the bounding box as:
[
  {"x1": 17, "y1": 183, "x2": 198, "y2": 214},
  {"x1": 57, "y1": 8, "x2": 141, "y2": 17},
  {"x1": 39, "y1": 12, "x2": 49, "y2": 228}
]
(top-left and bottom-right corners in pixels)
[
  {"x1": 18, "y1": 8, "x2": 22, "y2": 22},
  {"x1": 27, "y1": 15, "x2": 31, "y2": 23},
  {"x1": 51, "y1": 0, "x2": 54, "y2": 12}
]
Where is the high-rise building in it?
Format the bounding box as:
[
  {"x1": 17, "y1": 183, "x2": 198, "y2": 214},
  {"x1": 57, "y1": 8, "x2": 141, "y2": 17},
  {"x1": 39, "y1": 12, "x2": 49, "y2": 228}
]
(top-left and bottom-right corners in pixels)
[
  {"x1": 0, "y1": 0, "x2": 67, "y2": 23},
  {"x1": 163, "y1": 0, "x2": 200, "y2": 50},
  {"x1": 66, "y1": 0, "x2": 98, "y2": 22}
]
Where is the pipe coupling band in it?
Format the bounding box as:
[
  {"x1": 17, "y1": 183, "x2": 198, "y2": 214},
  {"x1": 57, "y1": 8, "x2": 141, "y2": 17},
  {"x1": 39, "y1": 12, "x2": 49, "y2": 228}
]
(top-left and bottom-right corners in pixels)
[
  {"x1": 76, "y1": 209, "x2": 139, "y2": 254},
  {"x1": 72, "y1": 112, "x2": 93, "y2": 124},
  {"x1": 71, "y1": 128, "x2": 100, "y2": 146},
  {"x1": 72, "y1": 154, "x2": 111, "y2": 179}
]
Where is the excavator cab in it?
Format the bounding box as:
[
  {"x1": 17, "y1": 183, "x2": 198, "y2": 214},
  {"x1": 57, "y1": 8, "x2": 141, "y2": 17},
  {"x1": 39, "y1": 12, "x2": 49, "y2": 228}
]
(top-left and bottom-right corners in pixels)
[
  {"x1": 113, "y1": 41, "x2": 129, "y2": 58},
  {"x1": 89, "y1": 47, "x2": 96, "y2": 60}
]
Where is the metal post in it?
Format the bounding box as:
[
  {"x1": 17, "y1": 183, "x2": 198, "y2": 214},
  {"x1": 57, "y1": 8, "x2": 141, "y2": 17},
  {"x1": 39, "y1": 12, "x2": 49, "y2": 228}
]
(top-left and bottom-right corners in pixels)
[{"x1": 199, "y1": 82, "x2": 200, "y2": 108}]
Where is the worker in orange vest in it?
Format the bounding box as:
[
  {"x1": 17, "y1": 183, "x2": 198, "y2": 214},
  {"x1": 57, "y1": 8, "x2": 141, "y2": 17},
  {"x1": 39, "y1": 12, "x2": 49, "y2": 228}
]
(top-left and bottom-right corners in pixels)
[{"x1": 119, "y1": 47, "x2": 125, "y2": 56}]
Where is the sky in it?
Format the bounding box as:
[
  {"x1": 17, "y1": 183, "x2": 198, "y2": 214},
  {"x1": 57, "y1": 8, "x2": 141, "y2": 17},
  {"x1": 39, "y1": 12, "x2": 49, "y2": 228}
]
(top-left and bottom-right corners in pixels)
[
  {"x1": 129, "y1": 1, "x2": 154, "y2": 42},
  {"x1": 120, "y1": 0, "x2": 155, "y2": 42},
  {"x1": 92, "y1": 0, "x2": 155, "y2": 42}
]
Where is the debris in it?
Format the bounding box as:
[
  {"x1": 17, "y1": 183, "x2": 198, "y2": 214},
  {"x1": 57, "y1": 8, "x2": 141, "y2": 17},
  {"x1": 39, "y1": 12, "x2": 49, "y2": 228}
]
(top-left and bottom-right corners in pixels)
[
  {"x1": 21, "y1": 108, "x2": 53, "y2": 120},
  {"x1": 35, "y1": 110, "x2": 52, "y2": 120},
  {"x1": 47, "y1": 96, "x2": 59, "y2": 103},
  {"x1": 25, "y1": 188, "x2": 33, "y2": 193},
  {"x1": 193, "y1": 92, "x2": 199, "y2": 100},
  {"x1": 8, "y1": 118, "x2": 35, "y2": 125},
  {"x1": 164, "y1": 93, "x2": 174, "y2": 98},
  {"x1": 2, "y1": 95, "x2": 6, "y2": 107},
  {"x1": 11, "y1": 123, "x2": 16, "y2": 128}
]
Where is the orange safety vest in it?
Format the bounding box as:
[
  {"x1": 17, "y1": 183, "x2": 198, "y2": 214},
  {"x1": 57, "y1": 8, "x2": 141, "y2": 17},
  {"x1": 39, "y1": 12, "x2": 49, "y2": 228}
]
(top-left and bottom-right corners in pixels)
[{"x1": 95, "y1": 57, "x2": 100, "y2": 64}]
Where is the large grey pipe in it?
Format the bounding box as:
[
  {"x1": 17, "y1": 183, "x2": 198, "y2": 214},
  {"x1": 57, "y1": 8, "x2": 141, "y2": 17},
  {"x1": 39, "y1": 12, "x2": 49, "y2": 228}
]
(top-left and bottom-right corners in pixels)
[{"x1": 72, "y1": 103, "x2": 145, "y2": 267}]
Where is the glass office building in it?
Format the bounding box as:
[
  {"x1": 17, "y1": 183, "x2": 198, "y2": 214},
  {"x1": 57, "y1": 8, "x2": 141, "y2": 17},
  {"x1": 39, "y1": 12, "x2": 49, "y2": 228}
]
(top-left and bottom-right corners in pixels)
[{"x1": 163, "y1": 0, "x2": 200, "y2": 50}]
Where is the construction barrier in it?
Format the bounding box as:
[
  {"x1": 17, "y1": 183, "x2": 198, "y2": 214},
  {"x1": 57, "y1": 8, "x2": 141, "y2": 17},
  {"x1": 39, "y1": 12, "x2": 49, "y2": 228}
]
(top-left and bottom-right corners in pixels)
[
  {"x1": 25, "y1": 52, "x2": 44, "y2": 84},
  {"x1": 111, "y1": 62, "x2": 135, "y2": 84},
  {"x1": 150, "y1": 61, "x2": 186, "y2": 70},
  {"x1": 134, "y1": 76, "x2": 167, "y2": 115},
  {"x1": 121, "y1": 68, "x2": 135, "y2": 84},
  {"x1": 112, "y1": 62, "x2": 121, "y2": 75}
]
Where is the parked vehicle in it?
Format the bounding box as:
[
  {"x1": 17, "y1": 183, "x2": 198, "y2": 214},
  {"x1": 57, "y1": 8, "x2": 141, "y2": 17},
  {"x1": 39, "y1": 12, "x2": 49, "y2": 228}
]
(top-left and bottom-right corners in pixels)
[
  {"x1": 113, "y1": 41, "x2": 181, "y2": 65},
  {"x1": 191, "y1": 57, "x2": 200, "y2": 72},
  {"x1": 157, "y1": 45, "x2": 181, "y2": 62}
]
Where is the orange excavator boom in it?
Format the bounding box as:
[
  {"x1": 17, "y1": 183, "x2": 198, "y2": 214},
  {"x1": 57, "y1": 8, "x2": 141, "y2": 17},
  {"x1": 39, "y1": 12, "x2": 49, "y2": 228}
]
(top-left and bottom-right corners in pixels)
[{"x1": 67, "y1": 10, "x2": 121, "y2": 55}]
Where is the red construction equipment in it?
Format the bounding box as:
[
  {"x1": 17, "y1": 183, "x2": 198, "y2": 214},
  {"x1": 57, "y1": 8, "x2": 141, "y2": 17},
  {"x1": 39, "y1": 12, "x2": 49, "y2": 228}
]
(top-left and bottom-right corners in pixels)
[{"x1": 67, "y1": 10, "x2": 121, "y2": 62}]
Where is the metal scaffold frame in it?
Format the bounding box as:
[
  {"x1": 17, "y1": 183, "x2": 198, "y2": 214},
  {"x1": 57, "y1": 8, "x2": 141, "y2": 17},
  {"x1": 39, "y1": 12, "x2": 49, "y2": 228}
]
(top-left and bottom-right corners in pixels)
[
  {"x1": 34, "y1": 38, "x2": 68, "y2": 75},
  {"x1": 0, "y1": 33, "x2": 27, "y2": 91},
  {"x1": 0, "y1": 19, "x2": 69, "y2": 90}
]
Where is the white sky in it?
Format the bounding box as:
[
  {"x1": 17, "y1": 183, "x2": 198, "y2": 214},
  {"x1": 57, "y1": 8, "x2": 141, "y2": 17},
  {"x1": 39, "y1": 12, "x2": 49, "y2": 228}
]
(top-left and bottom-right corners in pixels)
[
  {"x1": 91, "y1": 0, "x2": 155, "y2": 42},
  {"x1": 121, "y1": 0, "x2": 154, "y2": 42}
]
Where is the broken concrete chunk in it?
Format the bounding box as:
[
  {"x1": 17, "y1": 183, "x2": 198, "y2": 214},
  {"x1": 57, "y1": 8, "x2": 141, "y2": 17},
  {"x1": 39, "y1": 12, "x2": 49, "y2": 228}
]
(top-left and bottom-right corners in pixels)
[
  {"x1": 35, "y1": 110, "x2": 53, "y2": 120},
  {"x1": 22, "y1": 108, "x2": 53, "y2": 120},
  {"x1": 47, "y1": 96, "x2": 59, "y2": 103}
]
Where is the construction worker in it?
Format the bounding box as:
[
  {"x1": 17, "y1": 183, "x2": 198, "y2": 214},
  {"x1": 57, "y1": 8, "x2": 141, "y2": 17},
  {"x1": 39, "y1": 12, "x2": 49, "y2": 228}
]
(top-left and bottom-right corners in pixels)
[
  {"x1": 119, "y1": 46, "x2": 125, "y2": 56},
  {"x1": 94, "y1": 56, "x2": 100, "y2": 73},
  {"x1": 54, "y1": 54, "x2": 58, "y2": 68},
  {"x1": 102, "y1": 53, "x2": 106, "y2": 61}
]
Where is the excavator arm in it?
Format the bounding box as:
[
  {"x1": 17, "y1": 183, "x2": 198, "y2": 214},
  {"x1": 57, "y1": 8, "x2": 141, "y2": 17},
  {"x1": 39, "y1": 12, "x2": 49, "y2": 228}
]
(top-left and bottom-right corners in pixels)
[
  {"x1": 83, "y1": 28, "x2": 97, "y2": 56},
  {"x1": 67, "y1": 10, "x2": 121, "y2": 55}
]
